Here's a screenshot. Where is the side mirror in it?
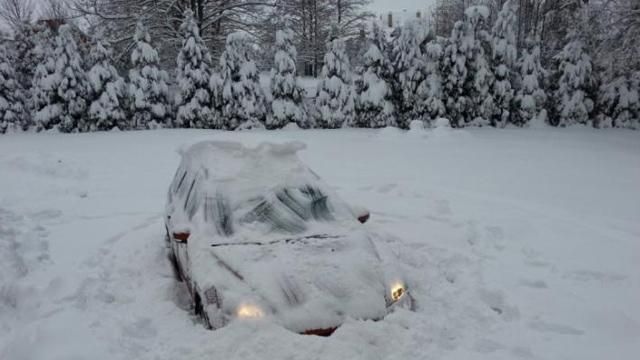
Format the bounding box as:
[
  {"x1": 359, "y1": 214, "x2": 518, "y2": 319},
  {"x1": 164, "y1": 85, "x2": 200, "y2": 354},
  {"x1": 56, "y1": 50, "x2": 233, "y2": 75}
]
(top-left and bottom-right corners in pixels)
[{"x1": 173, "y1": 232, "x2": 190, "y2": 243}]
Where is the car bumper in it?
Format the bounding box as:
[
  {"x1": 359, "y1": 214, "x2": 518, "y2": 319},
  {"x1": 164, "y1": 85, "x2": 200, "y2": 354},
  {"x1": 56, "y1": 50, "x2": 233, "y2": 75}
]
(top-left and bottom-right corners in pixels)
[{"x1": 297, "y1": 290, "x2": 415, "y2": 336}]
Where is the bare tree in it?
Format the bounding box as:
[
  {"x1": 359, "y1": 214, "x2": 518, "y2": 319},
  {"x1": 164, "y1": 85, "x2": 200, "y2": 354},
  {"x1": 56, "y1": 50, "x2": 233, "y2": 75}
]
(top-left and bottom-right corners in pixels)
[
  {"x1": 333, "y1": 0, "x2": 372, "y2": 38},
  {"x1": 41, "y1": 0, "x2": 72, "y2": 21},
  {"x1": 71, "y1": 0, "x2": 275, "y2": 66},
  {"x1": 0, "y1": 0, "x2": 35, "y2": 30}
]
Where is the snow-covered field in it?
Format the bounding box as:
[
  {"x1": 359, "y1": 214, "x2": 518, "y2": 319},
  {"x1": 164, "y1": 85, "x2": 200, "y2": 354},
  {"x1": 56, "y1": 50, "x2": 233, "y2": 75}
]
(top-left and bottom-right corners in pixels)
[{"x1": 1, "y1": 128, "x2": 639, "y2": 360}]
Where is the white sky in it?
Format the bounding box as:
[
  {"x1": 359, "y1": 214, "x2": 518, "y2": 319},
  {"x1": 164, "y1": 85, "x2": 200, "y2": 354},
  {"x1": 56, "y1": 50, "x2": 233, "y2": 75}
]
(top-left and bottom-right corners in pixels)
[{"x1": 368, "y1": 0, "x2": 436, "y2": 13}]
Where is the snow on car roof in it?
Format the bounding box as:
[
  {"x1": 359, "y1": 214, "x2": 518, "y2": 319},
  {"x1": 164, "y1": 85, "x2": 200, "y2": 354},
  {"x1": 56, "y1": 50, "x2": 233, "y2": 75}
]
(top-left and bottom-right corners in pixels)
[
  {"x1": 170, "y1": 141, "x2": 356, "y2": 238},
  {"x1": 180, "y1": 140, "x2": 310, "y2": 186},
  {"x1": 178, "y1": 140, "x2": 318, "y2": 195}
]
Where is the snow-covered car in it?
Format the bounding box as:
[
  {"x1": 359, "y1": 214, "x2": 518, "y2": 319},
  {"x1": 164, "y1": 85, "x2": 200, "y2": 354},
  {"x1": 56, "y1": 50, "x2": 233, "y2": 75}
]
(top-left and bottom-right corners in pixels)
[{"x1": 164, "y1": 141, "x2": 413, "y2": 335}]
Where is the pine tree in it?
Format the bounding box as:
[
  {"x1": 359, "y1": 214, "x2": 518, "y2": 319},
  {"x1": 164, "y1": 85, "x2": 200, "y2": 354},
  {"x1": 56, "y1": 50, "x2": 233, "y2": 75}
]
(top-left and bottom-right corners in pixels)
[
  {"x1": 0, "y1": 45, "x2": 27, "y2": 133},
  {"x1": 514, "y1": 39, "x2": 547, "y2": 126},
  {"x1": 219, "y1": 32, "x2": 267, "y2": 130},
  {"x1": 552, "y1": 38, "x2": 596, "y2": 126},
  {"x1": 415, "y1": 40, "x2": 445, "y2": 124},
  {"x1": 209, "y1": 72, "x2": 224, "y2": 127},
  {"x1": 598, "y1": 73, "x2": 639, "y2": 129},
  {"x1": 490, "y1": 0, "x2": 518, "y2": 127},
  {"x1": 443, "y1": 21, "x2": 471, "y2": 127},
  {"x1": 175, "y1": 10, "x2": 219, "y2": 129},
  {"x1": 385, "y1": 26, "x2": 404, "y2": 118},
  {"x1": 269, "y1": 28, "x2": 306, "y2": 129},
  {"x1": 631, "y1": 72, "x2": 640, "y2": 127},
  {"x1": 465, "y1": 6, "x2": 494, "y2": 126},
  {"x1": 314, "y1": 32, "x2": 355, "y2": 129},
  {"x1": 86, "y1": 39, "x2": 127, "y2": 131},
  {"x1": 368, "y1": 20, "x2": 389, "y2": 65},
  {"x1": 393, "y1": 20, "x2": 430, "y2": 127},
  {"x1": 346, "y1": 25, "x2": 369, "y2": 71},
  {"x1": 354, "y1": 21, "x2": 396, "y2": 128},
  {"x1": 32, "y1": 25, "x2": 88, "y2": 132},
  {"x1": 13, "y1": 23, "x2": 43, "y2": 93},
  {"x1": 129, "y1": 20, "x2": 172, "y2": 130},
  {"x1": 30, "y1": 27, "x2": 56, "y2": 130}
]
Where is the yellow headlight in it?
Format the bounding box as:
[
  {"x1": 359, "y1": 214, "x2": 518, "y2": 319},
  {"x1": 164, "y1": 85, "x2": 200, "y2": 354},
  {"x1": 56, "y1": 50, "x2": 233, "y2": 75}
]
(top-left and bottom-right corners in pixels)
[
  {"x1": 236, "y1": 304, "x2": 264, "y2": 319},
  {"x1": 390, "y1": 282, "x2": 405, "y2": 302}
]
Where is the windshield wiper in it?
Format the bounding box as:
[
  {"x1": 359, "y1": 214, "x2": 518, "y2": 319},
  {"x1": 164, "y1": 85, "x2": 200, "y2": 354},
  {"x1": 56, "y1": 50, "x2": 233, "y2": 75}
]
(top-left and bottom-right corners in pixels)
[{"x1": 210, "y1": 234, "x2": 341, "y2": 247}]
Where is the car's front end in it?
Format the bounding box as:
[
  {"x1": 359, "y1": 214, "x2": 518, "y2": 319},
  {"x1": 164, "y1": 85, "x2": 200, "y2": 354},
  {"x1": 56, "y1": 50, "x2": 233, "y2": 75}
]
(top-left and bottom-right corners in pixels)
[{"x1": 188, "y1": 225, "x2": 414, "y2": 335}]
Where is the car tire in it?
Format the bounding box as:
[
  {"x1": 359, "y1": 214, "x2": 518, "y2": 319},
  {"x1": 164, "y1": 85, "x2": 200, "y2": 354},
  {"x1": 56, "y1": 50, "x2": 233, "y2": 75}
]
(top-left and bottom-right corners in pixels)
[
  {"x1": 204, "y1": 305, "x2": 226, "y2": 330},
  {"x1": 194, "y1": 293, "x2": 212, "y2": 329}
]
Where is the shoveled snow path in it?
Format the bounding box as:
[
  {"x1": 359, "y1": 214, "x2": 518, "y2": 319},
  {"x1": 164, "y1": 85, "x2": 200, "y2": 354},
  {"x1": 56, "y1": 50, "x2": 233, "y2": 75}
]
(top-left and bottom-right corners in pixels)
[{"x1": 1, "y1": 128, "x2": 639, "y2": 360}]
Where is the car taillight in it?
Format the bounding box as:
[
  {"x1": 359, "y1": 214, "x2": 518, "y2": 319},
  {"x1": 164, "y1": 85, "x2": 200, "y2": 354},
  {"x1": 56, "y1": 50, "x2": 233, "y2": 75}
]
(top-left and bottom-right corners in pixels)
[{"x1": 173, "y1": 232, "x2": 190, "y2": 242}]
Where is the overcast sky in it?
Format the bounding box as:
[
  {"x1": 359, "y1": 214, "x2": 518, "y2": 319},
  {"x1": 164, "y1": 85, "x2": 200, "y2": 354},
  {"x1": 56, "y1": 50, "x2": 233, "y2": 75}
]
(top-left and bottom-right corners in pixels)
[{"x1": 368, "y1": 0, "x2": 436, "y2": 13}]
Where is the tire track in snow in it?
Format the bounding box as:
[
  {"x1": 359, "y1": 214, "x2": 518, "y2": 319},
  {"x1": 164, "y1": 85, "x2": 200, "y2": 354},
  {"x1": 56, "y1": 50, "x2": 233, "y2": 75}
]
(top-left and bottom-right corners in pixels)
[{"x1": 0, "y1": 207, "x2": 53, "y2": 347}]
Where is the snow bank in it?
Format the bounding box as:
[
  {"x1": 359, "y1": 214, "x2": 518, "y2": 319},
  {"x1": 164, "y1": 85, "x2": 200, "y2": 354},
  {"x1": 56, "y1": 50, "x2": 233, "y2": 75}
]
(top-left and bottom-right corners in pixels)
[
  {"x1": 377, "y1": 125, "x2": 404, "y2": 138},
  {"x1": 407, "y1": 120, "x2": 428, "y2": 138}
]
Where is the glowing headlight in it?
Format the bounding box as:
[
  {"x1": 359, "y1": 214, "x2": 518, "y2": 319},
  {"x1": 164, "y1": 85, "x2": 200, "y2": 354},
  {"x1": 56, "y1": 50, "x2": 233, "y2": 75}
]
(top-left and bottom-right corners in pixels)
[
  {"x1": 236, "y1": 303, "x2": 264, "y2": 319},
  {"x1": 390, "y1": 282, "x2": 406, "y2": 302}
]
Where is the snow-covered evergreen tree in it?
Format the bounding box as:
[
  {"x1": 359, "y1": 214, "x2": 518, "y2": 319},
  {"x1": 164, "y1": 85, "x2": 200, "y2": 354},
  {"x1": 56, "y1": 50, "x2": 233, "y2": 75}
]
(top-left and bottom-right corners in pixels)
[
  {"x1": 269, "y1": 28, "x2": 306, "y2": 129},
  {"x1": 415, "y1": 40, "x2": 445, "y2": 124},
  {"x1": 0, "y1": 45, "x2": 27, "y2": 133},
  {"x1": 391, "y1": 19, "x2": 430, "y2": 127},
  {"x1": 443, "y1": 21, "x2": 471, "y2": 127},
  {"x1": 129, "y1": 20, "x2": 172, "y2": 130},
  {"x1": 631, "y1": 72, "x2": 640, "y2": 127},
  {"x1": 32, "y1": 25, "x2": 88, "y2": 132},
  {"x1": 30, "y1": 29, "x2": 54, "y2": 123},
  {"x1": 490, "y1": 0, "x2": 518, "y2": 127},
  {"x1": 13, "y1": 23, "x2": 44, "y2": 93},
  {"x1": 354, "y1": 21, "x2": 395, "y2": 128},
  {"x1": 465, "y1": 6, "x2": 494, "y2": 126},
  {"x1": 174, "y1": 10, "x2": 219, "y2": 129},
  {"x1": 385, "y1": 26, "x2": 404, "y2": 117},
  {"x1": 219, "y1": 32, "x2": 267, "y2": 130},
  {"x1": 369, "y1": 20, "x2": 390, "y2": 68},
  {"x1": 86, "y1": 39, "x2": 127, "y2": 131},
  {"x1": 598, "y1": 73, "x2": 639, "y2": 129},
  {"x1": 209, "y1": 72, "x2": 224, "y2": 125},
  {"x1": 514, "y1": 39, "x2": 547, "y2": 126},
  {"x1": 314, "y1": 32, "x2": 355, "y2": 129},
  {"x1": 552, "y1": 38, "x2": 596, "y2": 126}
]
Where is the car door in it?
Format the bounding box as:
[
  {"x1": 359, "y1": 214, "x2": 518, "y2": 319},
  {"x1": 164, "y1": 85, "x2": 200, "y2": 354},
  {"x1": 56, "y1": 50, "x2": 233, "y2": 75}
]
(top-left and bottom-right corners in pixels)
[{"x1": 168, "y1": 166, "x2": 199, "y2": 286}]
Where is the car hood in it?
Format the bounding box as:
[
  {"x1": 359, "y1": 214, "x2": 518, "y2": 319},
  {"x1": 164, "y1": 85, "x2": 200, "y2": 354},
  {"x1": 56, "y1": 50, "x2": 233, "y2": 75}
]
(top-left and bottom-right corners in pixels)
[{"x1": 187, "y1": 226, "x2": 389, "y2": 332}]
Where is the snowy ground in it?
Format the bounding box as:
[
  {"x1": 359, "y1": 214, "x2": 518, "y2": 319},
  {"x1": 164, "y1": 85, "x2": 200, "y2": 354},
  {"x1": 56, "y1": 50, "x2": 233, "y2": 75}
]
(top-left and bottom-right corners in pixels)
[{"x1": 1, "y1": 127, "x2": 639, "y2": 360}]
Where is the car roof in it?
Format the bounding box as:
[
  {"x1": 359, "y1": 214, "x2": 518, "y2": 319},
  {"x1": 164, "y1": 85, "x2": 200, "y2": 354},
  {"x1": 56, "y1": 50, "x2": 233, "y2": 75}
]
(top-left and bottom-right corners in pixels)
[
  {"x1": 178, "y1": 140, "x2": 318, "y2": 195},
  {"x1": 169, "y1": 141, "x2": 357, "y2": 237}
]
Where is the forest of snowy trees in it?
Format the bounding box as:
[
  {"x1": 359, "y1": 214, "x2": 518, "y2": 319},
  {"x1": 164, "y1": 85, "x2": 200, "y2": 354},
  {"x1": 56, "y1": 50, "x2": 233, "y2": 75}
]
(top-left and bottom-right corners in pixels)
[{"x1": 0, "y1": 0, "x2": 639, "y2": 133}]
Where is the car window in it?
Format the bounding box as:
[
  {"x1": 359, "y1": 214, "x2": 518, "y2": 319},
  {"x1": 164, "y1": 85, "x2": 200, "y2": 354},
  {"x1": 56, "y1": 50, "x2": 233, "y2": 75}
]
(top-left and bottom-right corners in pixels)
[
  {"x1": 239, "y1": 185, "x2": 335, "y2": 234},
  {"x1": 204, "y1": 193, "x2": 233, "y2": 236},
  {"x1": 184, "y1": 177, "x2": 200, "y2": 220},
  {"x1": 170, "y1": 165, "x2": 188, "y2": 194}
]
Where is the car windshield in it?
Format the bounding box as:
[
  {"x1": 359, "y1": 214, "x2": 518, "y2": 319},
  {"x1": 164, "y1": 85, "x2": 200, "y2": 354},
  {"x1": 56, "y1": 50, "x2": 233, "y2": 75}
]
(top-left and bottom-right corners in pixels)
[{"x1": 202, "y1": 185, "x2": 339, "y2": 237}]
